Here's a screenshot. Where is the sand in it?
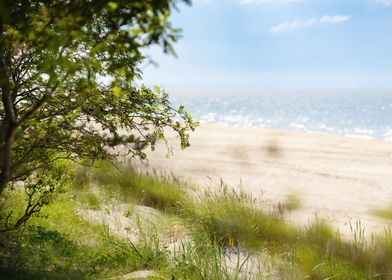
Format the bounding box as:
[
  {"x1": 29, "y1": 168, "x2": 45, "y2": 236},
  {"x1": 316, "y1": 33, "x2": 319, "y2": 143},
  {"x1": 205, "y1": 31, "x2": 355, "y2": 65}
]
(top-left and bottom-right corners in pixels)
[{"x1": 133, "y1": 124, "x2": 392, "y2": 237}]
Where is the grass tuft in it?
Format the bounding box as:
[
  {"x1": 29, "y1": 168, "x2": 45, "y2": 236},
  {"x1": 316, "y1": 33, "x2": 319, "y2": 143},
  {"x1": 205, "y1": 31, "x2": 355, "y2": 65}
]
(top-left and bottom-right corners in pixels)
[
  {"x1": 183, "y1": 183, "x2": 297, "y2": 249},
  {"x1": 79, "y1": 162, "x2": 189, "y2": 212},
  {"x1": 78, "y1": 191, "x2": 102, "y2": 210},
  {"x1": 370, "y1": 204, "x2": 392, "y2": 220},
  {"x1": 283, "y1": 193, "x2": 302, "y2": 212}
]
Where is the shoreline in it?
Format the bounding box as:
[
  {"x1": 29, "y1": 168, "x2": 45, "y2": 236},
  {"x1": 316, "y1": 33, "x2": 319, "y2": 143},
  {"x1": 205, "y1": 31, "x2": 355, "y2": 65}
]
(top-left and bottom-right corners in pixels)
[
  {"x1": 192, "y1": 121, "x2": 392, "y2": 142},
  {"x1": 135, "y1": 123, "x2": 392, "y2": 237}
]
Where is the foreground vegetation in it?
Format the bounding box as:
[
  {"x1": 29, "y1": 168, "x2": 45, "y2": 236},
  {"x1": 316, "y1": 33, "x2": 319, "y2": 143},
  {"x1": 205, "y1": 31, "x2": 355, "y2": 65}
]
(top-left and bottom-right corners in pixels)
[{"x1": 1, "y1": 163, "x2": 392, "y2": 279}]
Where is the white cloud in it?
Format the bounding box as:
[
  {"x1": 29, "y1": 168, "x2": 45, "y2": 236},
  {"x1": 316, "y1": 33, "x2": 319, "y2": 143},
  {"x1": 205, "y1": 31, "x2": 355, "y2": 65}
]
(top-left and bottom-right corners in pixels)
[
  {"x1": 320, "y1": 15, "x2": 352, "y2": 24},
  {"x1": 271, "y1": 18, "x2": 317, "y2": 33},
  {"x1": 374, "y1": 0, "x2": 392, "y2": 6},
  {"x1": 239, "y1": 0, "x2": 307, "y2": 4},
  {"x1": 271, "y1": 15, "x2": 351, "y2": 33}
]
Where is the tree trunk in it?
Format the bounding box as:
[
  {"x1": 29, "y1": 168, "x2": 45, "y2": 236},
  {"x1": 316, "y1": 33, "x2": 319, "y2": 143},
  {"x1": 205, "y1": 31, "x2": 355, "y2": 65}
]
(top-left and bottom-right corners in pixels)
[
  {"x1": 0, "y1": 124, "x2": 16, "y2": 195},
  {"x1": 0, "y1": 41, "x2": 16, "y2": 196}
]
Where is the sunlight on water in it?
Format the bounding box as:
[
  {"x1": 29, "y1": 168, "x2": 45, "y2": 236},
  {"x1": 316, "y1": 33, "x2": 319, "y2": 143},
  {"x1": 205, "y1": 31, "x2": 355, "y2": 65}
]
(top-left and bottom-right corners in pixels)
[{"x1": 169, "y1": 88, "x2": 392, "y2": 140}]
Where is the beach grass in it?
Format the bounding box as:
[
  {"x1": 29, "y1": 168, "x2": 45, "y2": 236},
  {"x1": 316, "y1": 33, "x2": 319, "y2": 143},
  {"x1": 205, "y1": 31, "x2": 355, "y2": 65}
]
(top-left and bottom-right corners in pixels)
[
  {"x1": 283, "y1": 192, "x2": 302, "y2": 212},
  {"x1": 74, "y1": 162, "x2": 189, "y2": 213},
  {"x1": 182, "y1": 183, "x2": 297, "y2": 250},
  {"x1": 0, "y1": 195, "x2": 166, "y2": 279},
  {"x1": 2, "y1": 163, "x2": 392, "y2": 279},
  {"x1": 370, "y1": 204, "x2": 392, "y2": 220}
]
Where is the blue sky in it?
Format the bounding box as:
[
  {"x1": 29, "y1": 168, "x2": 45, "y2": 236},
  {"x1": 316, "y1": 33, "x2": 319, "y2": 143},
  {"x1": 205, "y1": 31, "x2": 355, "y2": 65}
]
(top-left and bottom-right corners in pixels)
[{"x1": 142, "y1": 0, "x2": 392, "y2": 89}]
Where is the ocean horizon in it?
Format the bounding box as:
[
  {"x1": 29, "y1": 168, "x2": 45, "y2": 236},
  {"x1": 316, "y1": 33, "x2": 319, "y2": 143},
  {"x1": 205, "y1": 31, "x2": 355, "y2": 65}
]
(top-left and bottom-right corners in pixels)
[{"x1": 168, "y1": 88, "x2": 392, "y2": 141}]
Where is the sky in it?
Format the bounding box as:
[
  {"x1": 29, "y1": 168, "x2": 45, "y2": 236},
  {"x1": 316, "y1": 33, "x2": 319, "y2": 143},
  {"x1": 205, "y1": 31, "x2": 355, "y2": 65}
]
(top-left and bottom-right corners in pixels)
[{"x1": 142, "y1": 0, "x2": 392, "y2": 89}]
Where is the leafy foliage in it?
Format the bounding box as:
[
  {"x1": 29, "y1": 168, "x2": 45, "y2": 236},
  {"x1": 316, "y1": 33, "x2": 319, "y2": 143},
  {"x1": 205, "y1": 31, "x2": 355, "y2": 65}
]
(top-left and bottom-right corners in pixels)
[{"x1": 0, "y1": 0, "x2": 196, "y2": 229}]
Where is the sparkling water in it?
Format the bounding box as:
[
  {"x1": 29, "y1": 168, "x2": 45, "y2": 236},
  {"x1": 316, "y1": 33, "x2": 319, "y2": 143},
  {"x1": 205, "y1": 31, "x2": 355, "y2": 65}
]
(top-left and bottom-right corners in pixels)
[{"x1": 168, "y1": 88, "x2": 392, "y2": 141}]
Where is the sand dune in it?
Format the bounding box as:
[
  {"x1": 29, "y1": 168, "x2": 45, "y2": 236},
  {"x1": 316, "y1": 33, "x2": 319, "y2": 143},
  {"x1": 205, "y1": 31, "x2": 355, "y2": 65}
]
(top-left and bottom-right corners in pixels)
[{"x1": 135, "y1": 124, "x2": 392, "y2": 237}]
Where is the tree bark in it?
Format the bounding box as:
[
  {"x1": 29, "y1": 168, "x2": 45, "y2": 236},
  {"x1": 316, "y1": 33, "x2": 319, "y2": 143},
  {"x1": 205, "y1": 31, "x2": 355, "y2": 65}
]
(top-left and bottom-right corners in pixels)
[{"x1": 0, "y1": 42, "x2": 17, "y2": 196}]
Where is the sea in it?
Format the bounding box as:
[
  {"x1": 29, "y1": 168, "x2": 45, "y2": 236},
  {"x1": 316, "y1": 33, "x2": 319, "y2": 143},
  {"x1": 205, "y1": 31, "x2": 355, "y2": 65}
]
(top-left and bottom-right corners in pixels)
[{"x1": 168, "y1": 88, "x2": 392, "y2": 141}]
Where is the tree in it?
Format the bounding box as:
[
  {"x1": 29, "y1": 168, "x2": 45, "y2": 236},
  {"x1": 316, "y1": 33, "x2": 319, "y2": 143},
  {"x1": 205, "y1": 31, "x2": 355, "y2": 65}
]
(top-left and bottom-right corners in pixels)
[{"x1": 0, "y1": 0, "x2": 196, "y2": 230}]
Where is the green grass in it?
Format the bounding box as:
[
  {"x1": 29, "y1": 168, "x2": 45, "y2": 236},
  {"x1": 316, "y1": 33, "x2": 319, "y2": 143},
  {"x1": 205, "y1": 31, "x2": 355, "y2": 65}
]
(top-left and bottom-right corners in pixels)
[
  {"x1": 71, "y1": 164, "x2": 392, "y2": 279},
  {"x1": 283, "y1": 192, "x2": 302, "y2": 212},
  {"x1": 182, "y1": 184, "x2": 297, "y2": 249},
  {"x1": 0, "y1": 194, "x2": 169, "y2": 279},
  {"x1": 75, "y1": 162, "x2": 189, "y2": 212},
  {"x1": 370, "y1": 204, "x2": 392, "y2": 220},
  {"x1": 168, "y1": 231, "x2": 265, "y2": 280},
  {"x1": 78, "y1": 191, "x2": 102, "y2": 210},
  {"x1": 3, "y1": 163, "x2": 392, "y2": 279}
]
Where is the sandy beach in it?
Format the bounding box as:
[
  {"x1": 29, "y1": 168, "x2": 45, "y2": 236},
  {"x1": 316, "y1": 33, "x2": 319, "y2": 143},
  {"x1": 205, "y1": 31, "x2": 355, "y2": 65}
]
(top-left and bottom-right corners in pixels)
[{"x1": 135, "y1": 124, "x2": 392, "y2": 237}]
